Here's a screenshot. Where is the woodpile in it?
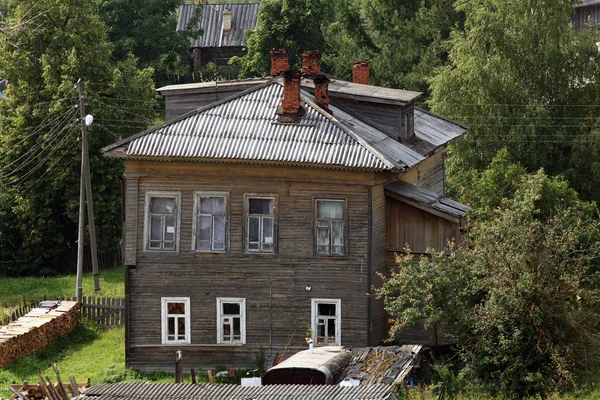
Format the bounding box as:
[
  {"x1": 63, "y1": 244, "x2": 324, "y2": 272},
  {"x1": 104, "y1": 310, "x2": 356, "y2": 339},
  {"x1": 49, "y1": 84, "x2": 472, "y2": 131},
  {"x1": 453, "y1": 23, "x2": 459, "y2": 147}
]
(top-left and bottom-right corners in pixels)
[
  {"x1": 6, "y1": 364, "x2": 90, "y2": 400},
  {"x1": 0, "y1": 301, "x2": 79, "y2": 368}
]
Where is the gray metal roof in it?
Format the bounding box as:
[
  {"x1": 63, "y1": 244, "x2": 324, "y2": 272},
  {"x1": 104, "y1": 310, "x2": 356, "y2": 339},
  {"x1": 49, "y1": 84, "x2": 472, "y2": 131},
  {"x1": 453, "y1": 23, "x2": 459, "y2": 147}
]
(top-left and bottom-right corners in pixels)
[
  {"x1": 574, "y1": 0, "x2": 600, "y2": 8},
  {"x1": 302, "y1": 78, "x2": 422, "y2": 105},
  {"x1": 386, "y1": 180, "x2": 471, "y2": 219},
  {"x1": 81, "y1": 382, "x2": 396, "y2": 400},
  {"x1": 178, "y1": 3, "x2": 259, "y2": 48},
  {"x1": 412, "y1": 108, "x2": 467, "y2": 155},
  {"x1": 103, "y1": 80, "x2": 425, "y2": 171}
]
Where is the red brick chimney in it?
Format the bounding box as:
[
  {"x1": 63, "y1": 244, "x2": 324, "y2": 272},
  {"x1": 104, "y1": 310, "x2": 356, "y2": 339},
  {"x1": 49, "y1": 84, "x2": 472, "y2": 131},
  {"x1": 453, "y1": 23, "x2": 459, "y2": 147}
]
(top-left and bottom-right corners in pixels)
[
  {"x1": 313, "y1": 75, "x2": 330, "y2": 114},
  {"x1": 301, "y1": 51, "x2": 320, "y2": 77},
  {"x1": 352, "y1": 60, "x2": 371, "y2": 85},
  {"x1": 269, "y1": 49, "x2": 289, "y2": 76},
  {"x1": 281, "y1": 70, "x2": 302, "y2": 115}
]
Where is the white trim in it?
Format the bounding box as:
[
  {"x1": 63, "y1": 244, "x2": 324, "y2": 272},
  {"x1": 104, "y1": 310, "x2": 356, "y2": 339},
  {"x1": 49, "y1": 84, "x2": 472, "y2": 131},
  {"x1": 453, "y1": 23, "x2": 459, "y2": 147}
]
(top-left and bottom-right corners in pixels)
[
  {"x1": 161, "y1": 297, "x2": 191, "y2": 345},
  {"x1": 216, "y1": 297, "x2": 246, "y2": 345},
  {"x1": 143, "y1": 191, "x2": 182, "y2": 252},
  {"x1": 191, "y1": 191, "x2": 230, "y2": 252},
  {"x1": 311, "y1": 298, "x2": 342, "y2": 346},
  {"x1": 244, "y1": 194, "x2": 278, "y2": 254}
]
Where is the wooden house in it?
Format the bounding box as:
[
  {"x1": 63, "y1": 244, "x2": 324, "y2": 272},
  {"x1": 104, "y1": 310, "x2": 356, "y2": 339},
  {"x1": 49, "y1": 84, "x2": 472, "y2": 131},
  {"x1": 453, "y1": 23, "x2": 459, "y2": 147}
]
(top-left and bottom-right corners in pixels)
[
  {"x1": 177, "y1": 3, "x2": 259, "y2": 76},
  {"x1": 102, "y1": 50, "x2": 469, "y2": 371},
  {"x1": 572, "y1": 0, "x2": 600, "y2": 29}
]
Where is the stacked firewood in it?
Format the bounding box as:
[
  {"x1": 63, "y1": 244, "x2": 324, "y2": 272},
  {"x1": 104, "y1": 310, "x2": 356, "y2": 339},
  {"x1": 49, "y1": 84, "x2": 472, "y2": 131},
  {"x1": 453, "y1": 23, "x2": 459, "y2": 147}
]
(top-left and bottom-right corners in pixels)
[
  {"x1": 0, "y1": 302, "x2": 80, "y2": 368},
  {"x1": 6, "y1": 364, "x2": 89, "y2": 400}
]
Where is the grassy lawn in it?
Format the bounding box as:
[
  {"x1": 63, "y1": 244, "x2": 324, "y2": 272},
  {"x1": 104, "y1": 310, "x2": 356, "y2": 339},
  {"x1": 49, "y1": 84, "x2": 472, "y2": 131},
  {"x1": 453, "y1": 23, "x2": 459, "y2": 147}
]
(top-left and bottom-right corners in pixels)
[{"x1": 0, "y1": 267, "x2": 125, "y2": 318}]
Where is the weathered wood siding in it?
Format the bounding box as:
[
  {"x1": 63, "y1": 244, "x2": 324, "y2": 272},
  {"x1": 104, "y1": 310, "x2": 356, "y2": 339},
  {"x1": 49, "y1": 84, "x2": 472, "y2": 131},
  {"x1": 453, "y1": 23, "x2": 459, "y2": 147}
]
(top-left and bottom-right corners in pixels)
[
  {"x1": 369, "y1": 184, "x2": 388, "y2": 345},
  {"x1": 124, "y1": 161, "x2": 375, "y2": 371},
  {"x1": 386, "y1": 199, "x2": 459, "y2": 255},
  {"x1": 572, "y1": 5, "x2": 600, "y2": 29},
  {"x1": 402, "y1": 150, "x2": 445, "y2": 196}
]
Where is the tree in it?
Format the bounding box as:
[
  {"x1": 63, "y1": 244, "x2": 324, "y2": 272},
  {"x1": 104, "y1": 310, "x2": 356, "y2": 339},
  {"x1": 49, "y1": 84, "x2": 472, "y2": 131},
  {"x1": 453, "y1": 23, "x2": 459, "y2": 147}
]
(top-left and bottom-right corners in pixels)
[
  {"x1": 429, "y1": 0, "x2": 600, "y2": 201},
  {"x1": 375, "y1": 151, "x2": 600, "y2": 396},
  {"x1": 0, "y1": 0, "x2": 156, "y2": 275},
  {"x1": 234, "y1": 0, "x2": 335, "y2": 78},
  {"x1": 98, "y1": 0, "x2": 199, "y2": 85}
]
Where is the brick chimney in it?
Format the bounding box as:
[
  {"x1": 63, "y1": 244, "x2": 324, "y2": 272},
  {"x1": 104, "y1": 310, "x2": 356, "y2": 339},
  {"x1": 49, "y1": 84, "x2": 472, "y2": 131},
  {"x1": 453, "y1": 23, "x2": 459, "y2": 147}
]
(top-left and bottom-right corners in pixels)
[
  {"x1": 270, "y1": 49, "x2": 289, "y2": 76},
  {"x1": 313, "y1": 75, "x2": 331, "y2": 114},
  {"x1": 281, "y1": 70, "x2": 302, "y2": 115},
  {"x1": 301, "y1": 51, "x2": 320, "y2": 77},
  {"x1": 352, "y1": 60, "x2": 371, "y2": 85}
]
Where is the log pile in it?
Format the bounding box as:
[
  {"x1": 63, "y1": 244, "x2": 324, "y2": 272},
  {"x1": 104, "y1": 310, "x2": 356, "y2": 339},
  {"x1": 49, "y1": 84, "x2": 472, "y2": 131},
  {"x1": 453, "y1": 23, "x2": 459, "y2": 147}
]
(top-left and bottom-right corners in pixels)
[
  {"x1": 6, "y1": 364, "x2": 90, "y2": 400},
  {"x1": 0, "y1": 301, "x2": 80, "y2": 368}
]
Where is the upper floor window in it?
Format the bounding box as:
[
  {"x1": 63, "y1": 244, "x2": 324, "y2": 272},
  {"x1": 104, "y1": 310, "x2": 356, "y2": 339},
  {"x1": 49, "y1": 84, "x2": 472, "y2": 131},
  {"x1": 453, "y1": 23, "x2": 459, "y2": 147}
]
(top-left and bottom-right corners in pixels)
[
  {"x1": 315, "y1": 199, "x2": 345, "y2": 255},
  {"x1": 217, "y1": 297, "x2": 246, "y2": 344},
  {"x1": 161, "y1": 297, "x2": 190, "y2": 344},
  {"x1": 192, "y1": 192, "x2": 228, "y2": 252},
  {"x1": 311, "y1": 298, "x2": 341, "y2": 346},
  {"x1": 144, "y1": 192, "x2": 181, "y2": 251},
  {"x1": 245, "y1": 196, "x2": 276, "y2": 253}
]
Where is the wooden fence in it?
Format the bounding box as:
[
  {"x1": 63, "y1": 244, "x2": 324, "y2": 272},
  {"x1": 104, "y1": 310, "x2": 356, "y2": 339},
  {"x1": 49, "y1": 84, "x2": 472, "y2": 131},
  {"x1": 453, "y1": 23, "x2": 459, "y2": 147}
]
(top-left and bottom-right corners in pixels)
[
  {"x1": 54, "y1": 247, "x2": 122, "y2": 275},
  {"x1": 2, "y1": 296, "x2": 125, "y2": 327}
]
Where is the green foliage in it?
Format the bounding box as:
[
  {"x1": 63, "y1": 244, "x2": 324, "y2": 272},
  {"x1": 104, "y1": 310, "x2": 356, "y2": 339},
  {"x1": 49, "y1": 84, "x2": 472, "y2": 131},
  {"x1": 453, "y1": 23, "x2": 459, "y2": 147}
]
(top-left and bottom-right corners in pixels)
[
  {"x1": 234, "y1": 0, "x2": 335, "y2": 78},
  {"x1": 98, "y1": 0, "x2": 201, "y2": 85},
  {"x1": 430, "y1": 0, "x2": 600, "y2": 201},
  {"x1": 0, "y1": 1, "x2": 156, "y2": 275},
  {"x1": 376, "y1": 156, "x2": 600, "y2": 396}
]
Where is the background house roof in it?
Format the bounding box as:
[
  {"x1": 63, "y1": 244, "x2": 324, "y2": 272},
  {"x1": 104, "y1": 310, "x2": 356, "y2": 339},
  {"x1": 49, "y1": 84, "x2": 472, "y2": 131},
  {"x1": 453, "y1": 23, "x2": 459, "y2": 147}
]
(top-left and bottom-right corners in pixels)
[
  {"x1": 177, "y1": 3, "x2": 259, "y2": 48},
  {"x1": 103, "y1": 80, "x2": 426, "y2": 171},
  {"x1": 574, "y1": 0, "x2": 600, "y2": 8},
  {"x1": 81, "y1": 382, "x2": 396, "y2": 400}
]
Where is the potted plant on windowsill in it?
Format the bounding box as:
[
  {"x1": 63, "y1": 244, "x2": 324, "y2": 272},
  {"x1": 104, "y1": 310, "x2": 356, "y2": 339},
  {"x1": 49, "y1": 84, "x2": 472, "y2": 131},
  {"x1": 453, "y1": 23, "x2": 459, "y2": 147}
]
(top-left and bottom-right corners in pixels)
[{"x1": 304, "y1": 326, "x2": 313, "y2": 344}]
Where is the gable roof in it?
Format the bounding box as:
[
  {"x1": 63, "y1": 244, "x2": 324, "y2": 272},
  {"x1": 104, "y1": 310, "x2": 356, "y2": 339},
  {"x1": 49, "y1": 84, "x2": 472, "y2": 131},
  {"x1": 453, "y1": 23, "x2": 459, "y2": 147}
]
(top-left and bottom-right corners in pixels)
[
  {"x1": 177, "y1": 3, "x2": 259, "y2": 48},
  {"x1": 81, "y1": 382, "x2": 396, "y2": 400},
  {"x1": 102, "y1": 79, "x2": 425, "y2": 171}
]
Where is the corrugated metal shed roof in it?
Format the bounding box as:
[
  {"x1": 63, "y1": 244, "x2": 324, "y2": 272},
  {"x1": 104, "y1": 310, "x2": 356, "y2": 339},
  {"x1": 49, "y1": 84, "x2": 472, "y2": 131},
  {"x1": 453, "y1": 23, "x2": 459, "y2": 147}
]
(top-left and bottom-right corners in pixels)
[
  {"x1": 81, "y1": 382, "x2": 396, "y2": 400},
  {"x1": 386, "y1": 180, "x2": 471, "y2": 219},
  {"x1": 178, "y1": 3, "x2": 259, "y2": 48},
  {"x1": 103, "y1": 80, "x2": 425, "y2": 171},
  {"x1": 574, "y1": 0, "x2": 600, "y2": 8}
]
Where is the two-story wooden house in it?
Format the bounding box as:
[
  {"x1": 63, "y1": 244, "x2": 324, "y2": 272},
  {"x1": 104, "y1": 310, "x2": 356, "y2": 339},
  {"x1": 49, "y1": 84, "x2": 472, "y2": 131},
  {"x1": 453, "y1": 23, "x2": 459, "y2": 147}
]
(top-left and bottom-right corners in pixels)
[{"x1": 102, "y1": 50, "x2": 469, "y2": 371}]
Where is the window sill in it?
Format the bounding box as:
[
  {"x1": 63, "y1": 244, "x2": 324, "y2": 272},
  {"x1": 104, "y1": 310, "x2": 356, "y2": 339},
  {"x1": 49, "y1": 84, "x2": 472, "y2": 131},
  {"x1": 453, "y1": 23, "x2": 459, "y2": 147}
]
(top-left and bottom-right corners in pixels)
[
  {"x1": 143, "y1": 249, "x2": 180, "y2": 255},
  {"x1": 194, "y1": 250, "x2": 228, "y2": 255},
  {"x1": 133, "y1": 343, "x2": 245, "y2": 348}
]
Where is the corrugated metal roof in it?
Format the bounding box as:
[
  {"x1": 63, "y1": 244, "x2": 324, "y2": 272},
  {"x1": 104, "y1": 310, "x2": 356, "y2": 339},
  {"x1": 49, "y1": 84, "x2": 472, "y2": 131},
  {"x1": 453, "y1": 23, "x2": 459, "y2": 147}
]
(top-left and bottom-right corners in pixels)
[
  {"x1": 178, "y1": 3, "x2": 259, "y2": 48},
  {"x1": 386, "y1": 180, "x2": 471, "y2": 218},
  {"x1": 103, "y1": 80, "x2": 425, "y2": 171},
  {"x1": 81, "y1": 382, "x2": 396, "y2": 400}
]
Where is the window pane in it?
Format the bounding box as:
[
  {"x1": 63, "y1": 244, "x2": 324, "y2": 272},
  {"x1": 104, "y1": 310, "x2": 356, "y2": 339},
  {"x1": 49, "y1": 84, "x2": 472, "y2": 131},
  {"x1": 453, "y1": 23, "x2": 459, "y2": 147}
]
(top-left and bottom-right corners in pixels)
[
  {"x1": 213, "y1": 241, "x2": 225, "y2": 251},
  {"x1": 317, "y1": 225, "x2": 329, "y2": 247},
  {"x1": 318, "y1": 200, "x2": 343, "y2": 219},
  {"x1": 150, "y1": 216, "x2": 162, "y2": 241},
  {"x1": 199, "y1": 215, "x2": 211, "y2": 241},
  {"x1": 248, "y1": 217, "x2": 260, "y2": 242},
  {"x1": 168, "y1": 317, "x2": 175, "y2": 336},
  {"x1": 149, "y1": 240, "x2": 161, "y2": 249},
  {"x1": 177, "y1": 318, "x2": 186, "y2": 340},
  {"x1": 332, "y1": 221, "x2": 344, "y2": 247},
  {"x1": 233, "y1": 317, "x2": 241, "y2": 337},
  {"x1": 213, "y1": 216, "x2": 225, "y2": 242},
  {"x1": 164, "y1": 216, "x2": 175, "y2": 241},
  {"x1": 223, "y1": 319, "x2": 231, "y2": 341},
  {"x1": 249, "y1": 198, "x2": 273, "y2": 215},
  {"x1": 262, "y1": 243, "x2": 274, "y2": 252},
  {"x1": 163, "y1": 242, "x2": 174, "y2": 249},
  {"x1": 248, "y1": 242, "x2": 259, "y2": 250},
  {"x1": 327, "y1": 318, "x2": 336, "y2": 338},
  {"x1": 223, "y1": 302, "x2": 240, "y2": 315},
  {"x1": 201, "y1": 197, "x2": 224, "y2": 215},
  {"x1": 263, "y1": 217, "x2": 273, "y2": 243},
  {"x1": 151, "y1": 197, "x2": 175, "y2": 213},
  {"x1": 168, "y1": 302, "x2": 185, "y2": 315},
  {"x1": 318, "y1": 303, "x2": 336, "y2": 316}
]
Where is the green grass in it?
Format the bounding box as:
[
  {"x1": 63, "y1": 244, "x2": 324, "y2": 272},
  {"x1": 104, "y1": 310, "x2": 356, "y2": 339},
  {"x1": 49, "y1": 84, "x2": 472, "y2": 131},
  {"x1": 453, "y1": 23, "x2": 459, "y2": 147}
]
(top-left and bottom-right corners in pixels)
[
  {"x1": 0, "y1": 267, "x2": 125, "y2": 307},
  {"x1": 0, "y1": 322, "x2": 208, "y2": 398}
]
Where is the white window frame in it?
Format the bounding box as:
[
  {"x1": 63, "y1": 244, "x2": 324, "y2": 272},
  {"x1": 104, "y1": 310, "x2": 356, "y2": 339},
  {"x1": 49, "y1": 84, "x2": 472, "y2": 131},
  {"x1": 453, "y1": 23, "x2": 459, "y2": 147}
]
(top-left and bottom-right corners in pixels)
[
  {"x1": 161, "y1": 297, "x2": 191, "y2": 345},
  {"x1": 314, "y1": 198, "x2": 347, "y2": 256},
  {"x1": 216, "y1": 297, "x2": 246, "y2": 345},
  {"x1": 192, "y1": 191, "x2": 229, "y2": 253},
  {"x1": 143, "y1": 191, "x2": 182, "y2": 252},
  {"x1": 244, "y1": 194, "x2": 277, "y2": 254},
  {"x1": 311, "y1": 298, "x2": 341, "y2": 346}
]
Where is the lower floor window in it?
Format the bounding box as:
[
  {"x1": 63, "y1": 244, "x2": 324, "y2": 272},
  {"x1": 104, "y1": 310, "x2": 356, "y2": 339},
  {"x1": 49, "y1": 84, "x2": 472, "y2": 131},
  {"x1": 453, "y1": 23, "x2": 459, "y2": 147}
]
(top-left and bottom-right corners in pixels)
[
  {"x1": 161, "y1": 297, "x2": 190, "y2": 344},
  {"x1": 311, "y1": 298, "x2": 341, "y2": 346},
  {"x1": 217, "y1": 298, "x2": 246, "y2": 344}
]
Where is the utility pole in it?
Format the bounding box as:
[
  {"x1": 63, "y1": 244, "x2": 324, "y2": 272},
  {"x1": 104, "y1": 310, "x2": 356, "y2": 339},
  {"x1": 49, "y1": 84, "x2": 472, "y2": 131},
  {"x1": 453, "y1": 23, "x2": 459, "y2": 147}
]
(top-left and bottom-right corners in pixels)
[{"x1": 76, "y1": 80, "x2": 100, "y2": 302}]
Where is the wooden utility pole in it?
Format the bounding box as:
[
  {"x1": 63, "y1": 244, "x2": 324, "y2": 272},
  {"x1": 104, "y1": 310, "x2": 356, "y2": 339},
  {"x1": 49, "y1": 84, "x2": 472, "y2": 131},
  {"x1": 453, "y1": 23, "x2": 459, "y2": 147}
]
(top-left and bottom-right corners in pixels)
[{"x1": 76, "y1": 80, "x2": 100, "y2": 302}]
